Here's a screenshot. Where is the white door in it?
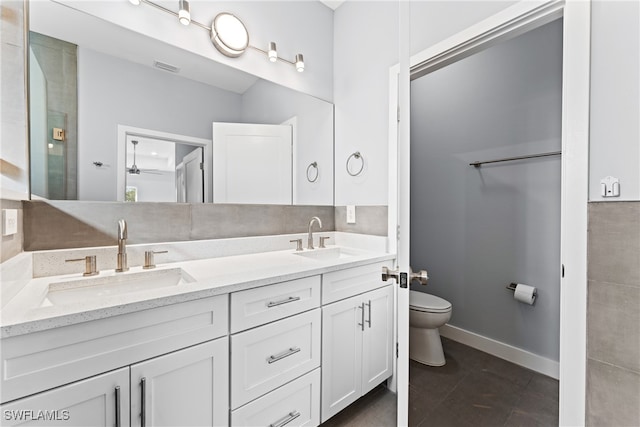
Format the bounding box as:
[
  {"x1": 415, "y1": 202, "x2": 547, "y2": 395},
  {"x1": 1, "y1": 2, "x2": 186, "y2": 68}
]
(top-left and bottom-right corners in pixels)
[
  {"x1": 320, "y1": 295, "x2": 363, "y2": 422},
  {"x1": 0, "y1": 367, "x2": 129, "y2": 427},
  {"x1": 361, "y1": 285, "x2": 394, "y2": 394},
  {"x1": 183, "y1": 147, "x2": 203, "y2": 203},
  {"x1": 212, "y1": 122, "x2": 292, "y2": 204},
  {"x1": 175, "y1": 162, "x2": 185, "y2": 203},
  {"x1": 130, "y1": 338, "x2": 229, "y2": 427}
]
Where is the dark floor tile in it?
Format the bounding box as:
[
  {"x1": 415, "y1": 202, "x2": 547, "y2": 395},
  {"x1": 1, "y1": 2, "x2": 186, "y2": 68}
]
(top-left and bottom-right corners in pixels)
[{"x1": 421, "y1": 370, "x2": 526, "y2": 427}]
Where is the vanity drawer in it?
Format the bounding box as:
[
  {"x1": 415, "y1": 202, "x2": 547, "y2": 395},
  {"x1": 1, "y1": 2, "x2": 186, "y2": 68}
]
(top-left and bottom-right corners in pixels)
[
  {"x1": 231, "y1": 275, "x2": 321, "y2": 333},
  {"x1": 0, "y1": 295, "x2": 228, "y2": 404},
  {"x1": 231, "y1": 309, "x2": 321, "y2": 409},
  {"x1": 322, "y1": 261, "x2": 393, "y2": 304},
  {"x1": 231, "y1": 368, "x2": 320, "y2": 427}
]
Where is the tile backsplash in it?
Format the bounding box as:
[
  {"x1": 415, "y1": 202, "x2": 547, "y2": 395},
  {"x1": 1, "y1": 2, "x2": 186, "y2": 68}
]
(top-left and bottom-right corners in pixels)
[{"x1": 586, "y1": 201, "x2": 640, "y2": 426}]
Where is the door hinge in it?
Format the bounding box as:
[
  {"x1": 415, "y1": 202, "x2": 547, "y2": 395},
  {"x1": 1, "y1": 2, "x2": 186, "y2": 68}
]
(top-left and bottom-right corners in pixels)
[
  {"x1": 397, "y1": 106, "x2": 400, "y2": 122},
  {"x1": 396, "y1": 342, "x2": 399, "y2": 358},
  {"x1": 562, "y1": 264, "x2": 565, "y2": 278},
  {"x1": 397, "y1": 225, "x2": 401, "y2": 241},
  {"x1": 199, "y1": 162, "x2": 204, "y2": 170}
]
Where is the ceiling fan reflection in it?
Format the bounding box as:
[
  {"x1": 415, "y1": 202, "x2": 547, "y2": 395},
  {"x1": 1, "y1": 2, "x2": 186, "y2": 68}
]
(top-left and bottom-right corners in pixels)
[{"x1": 127, "y1": 140, "x2": 163, "y2": 175}]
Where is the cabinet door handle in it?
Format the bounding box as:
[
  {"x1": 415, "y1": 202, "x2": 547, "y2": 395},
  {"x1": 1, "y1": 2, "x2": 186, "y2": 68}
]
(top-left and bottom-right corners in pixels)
[
  {"x1": 267, "y1": 296, "x2": 300, "y2": 307},
  {"x1": 358, "y1": 303, "x2": 365, "y2": 331},
  {"x1": 267, "y1": 347, "x2": 301, "y2": 364},
  {"x1": 365, "y1": 300, "x2": 372, "y2": 328},
  {"x1": 140, "y1": 377, "x2": 146, "y2": 427},
  {"x1": 115, "y1": 386, "x2": 121, "y2": 427},
  {"x1": 269, "y1": 410, "x2": 301, "y2": 427}
]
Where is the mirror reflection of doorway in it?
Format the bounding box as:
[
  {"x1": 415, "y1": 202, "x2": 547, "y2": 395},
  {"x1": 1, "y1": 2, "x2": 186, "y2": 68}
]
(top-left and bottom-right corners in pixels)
[{"x1": 125, "y1": 135, "x2": 204, "y2": 203}]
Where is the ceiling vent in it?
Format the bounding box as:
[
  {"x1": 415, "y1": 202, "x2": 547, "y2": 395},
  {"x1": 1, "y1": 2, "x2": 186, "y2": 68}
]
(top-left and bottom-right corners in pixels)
[{"x1": 153, "y1": 60, "x2": 180, "y2": 73}]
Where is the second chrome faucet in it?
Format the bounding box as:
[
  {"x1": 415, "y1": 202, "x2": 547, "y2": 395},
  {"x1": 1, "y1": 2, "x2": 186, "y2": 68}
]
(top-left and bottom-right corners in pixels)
[
  {"x1": 307, "y1": 216, "x2": 322, "y2": 250},
  {"x1": 116, "y1": 219, "x2": 129, "y2": 272}
]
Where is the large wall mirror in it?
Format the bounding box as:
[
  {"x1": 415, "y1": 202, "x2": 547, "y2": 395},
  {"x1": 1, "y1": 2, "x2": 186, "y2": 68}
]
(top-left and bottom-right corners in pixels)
[{"x1": 28, "y1": 0, "x2": 334, "y2": 206}]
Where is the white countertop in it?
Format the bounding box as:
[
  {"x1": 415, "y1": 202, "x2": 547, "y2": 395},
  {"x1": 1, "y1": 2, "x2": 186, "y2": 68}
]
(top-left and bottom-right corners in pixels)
[{"x1": 1, "y1": 246, "x2": 395, "y2": 338}]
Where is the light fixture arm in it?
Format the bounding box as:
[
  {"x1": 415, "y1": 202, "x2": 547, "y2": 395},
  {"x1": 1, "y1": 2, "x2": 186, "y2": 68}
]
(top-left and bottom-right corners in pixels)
[{"x1": 131, "y1": 0, "x2": 305, "y2": 71}]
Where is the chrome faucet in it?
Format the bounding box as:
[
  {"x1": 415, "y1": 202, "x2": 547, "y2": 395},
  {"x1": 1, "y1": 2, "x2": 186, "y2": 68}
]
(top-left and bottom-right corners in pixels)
[
  {"x1": 116, "y1": 219, "x2": 129, "y2": 272},
  {"x1": 307, "y1": 216, "x2": 322, "y2": 249}
]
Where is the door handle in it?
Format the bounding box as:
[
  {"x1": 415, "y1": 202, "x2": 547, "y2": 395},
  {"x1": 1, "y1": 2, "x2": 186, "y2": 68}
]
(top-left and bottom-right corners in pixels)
[
  {"x1": 365, "y1": 300, "x2": 371, "y2": 328},
  {"x1": 357, "y1": 303, "x2": 365, "y2": 331},
  {"x1": 410, "y1": 268, "x2": 429, "y2": 285},
  {"x1": 382, "y1": 266, "x2": 400, "y2": 283}
]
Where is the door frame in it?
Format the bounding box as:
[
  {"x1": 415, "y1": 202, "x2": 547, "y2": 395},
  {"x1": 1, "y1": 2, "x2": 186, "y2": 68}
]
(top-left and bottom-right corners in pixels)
[
  {"x1": 117, "y1": 125, "x2": 212, "y2": 202},
  {"x1": 388, "y1": 1, "x2": 590, "y2": 425}
]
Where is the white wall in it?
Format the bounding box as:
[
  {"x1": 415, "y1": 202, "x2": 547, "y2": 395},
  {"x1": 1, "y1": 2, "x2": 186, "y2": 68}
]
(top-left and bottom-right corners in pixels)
[
  {"x1": 58, "y1": 0, "x2": 333, "y2": 102},
  {"x1": 589, "y1": 0, "x2": 640, "y2": 201},
  {"x1": 410, "y1": 19, "x2": 563, "y2": 361},
  {"x1": 333, "y1": 1, "x2": 399, "y2": 206},
  {"x1": 333, "y1": 1, "x2": 517, "y2": 206},
  {"x1": 77, "y1": 47, "x2": 242, "y2": 201}
]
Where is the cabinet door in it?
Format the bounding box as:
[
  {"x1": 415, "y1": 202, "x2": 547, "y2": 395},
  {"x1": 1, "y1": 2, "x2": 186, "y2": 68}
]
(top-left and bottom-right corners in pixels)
[
  {"x1": 0, "y1": 367, "x2": 129, "y2": 427},
  {"x1": 130, "y1": 338, "x2": 228, "y2": 427},
  {"x1": 361, "y1": 285, "x2": 394, "y2": 394},
  {"x1": 320, "y1": 295, "x2": 363, "y2": 423}
]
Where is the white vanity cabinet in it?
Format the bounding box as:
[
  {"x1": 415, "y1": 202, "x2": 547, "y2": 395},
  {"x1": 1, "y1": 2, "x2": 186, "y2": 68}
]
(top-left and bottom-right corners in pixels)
[
  {"x1": 0, "y1": 367, "x2": 130, "y2": 427},
  {"x1": 321, "y1": 277, "x2": 394, "y2": 422},
  {"x1": 130, "y1": 338, "x2": 229, "y2": 427},
  {"x1": 229, "y1": 276, "x2": 322, "y2": 426},
  {"x1": 0, "y1": 295, "x2": 229, "y2": 427}
]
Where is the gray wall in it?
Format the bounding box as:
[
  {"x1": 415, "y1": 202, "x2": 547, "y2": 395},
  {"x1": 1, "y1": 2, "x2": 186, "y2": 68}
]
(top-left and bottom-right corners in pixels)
[
  {"x1": 409, "y1": 20, "x2": 563, "y2": 361},
  {"x1": 77, "y1": 47, "x2": 242, "y2": 201}
]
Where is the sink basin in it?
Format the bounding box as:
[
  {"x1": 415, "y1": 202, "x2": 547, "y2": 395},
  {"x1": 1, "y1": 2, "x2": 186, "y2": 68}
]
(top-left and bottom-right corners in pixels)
[
  {"x1": 41, "y1": 268, "x2": 196, "y2": 307},
  {"x1": 293, "y1": 246, "x2": 360, "y2": 260}
]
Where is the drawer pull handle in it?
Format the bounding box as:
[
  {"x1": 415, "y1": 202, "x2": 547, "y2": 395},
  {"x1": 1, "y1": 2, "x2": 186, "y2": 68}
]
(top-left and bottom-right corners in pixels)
[
  {"x1": 115, "y1": 386, "x2": 121, "y2": 427},
  {"x1": 141, "y1": 377, "x2": 146, "y2": 427},
  {"x1": 267, "y1": 347, "x2": 301, "y2": 364},
  {"x1": 269, "y1": 410, "x2": 301, "y2": 427},
  {"x1": 267, "y1": 296, "x2": 301, "y2": 308}
]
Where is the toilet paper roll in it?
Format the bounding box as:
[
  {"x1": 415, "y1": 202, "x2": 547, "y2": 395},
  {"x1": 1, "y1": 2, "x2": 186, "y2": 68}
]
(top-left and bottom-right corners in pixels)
[{"x1": 514, "y1": 284, "x2": 537, "y2": 305}]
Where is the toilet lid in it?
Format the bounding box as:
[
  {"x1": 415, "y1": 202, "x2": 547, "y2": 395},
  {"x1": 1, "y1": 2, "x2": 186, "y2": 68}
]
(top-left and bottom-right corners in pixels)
[{"x1": 409, "y1": 290, "x2": 452, "y2": 313}]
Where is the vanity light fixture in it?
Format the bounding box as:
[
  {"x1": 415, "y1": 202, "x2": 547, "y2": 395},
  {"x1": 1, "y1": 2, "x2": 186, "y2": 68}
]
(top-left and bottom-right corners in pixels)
[
  {"x1": 268, "y1": 42, "x2": 278, "y2": 62},
  {"x1": 178, "y1": 0, "x2": 190, "y2": 26},
  {"x1": 127, "y1": 0, "x2": 306, "y2": 72},
  {"x1": 211, "y1": 12, "x2": 249, "y2": 57}
]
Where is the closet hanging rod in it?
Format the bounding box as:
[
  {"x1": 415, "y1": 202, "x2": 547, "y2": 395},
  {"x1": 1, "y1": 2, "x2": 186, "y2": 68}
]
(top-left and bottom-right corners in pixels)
[{"x1": 470, "y1": 151, "x2": 561, "y2": 167}]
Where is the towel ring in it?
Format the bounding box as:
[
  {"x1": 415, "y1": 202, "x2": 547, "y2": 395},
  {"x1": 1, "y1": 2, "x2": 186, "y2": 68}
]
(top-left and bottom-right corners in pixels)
[
  {"x1": 346, "y1": 151, "x2": 364, "y2": 176},
  {"x1": 306, "y1": 162, "x2": 319, "y2": 183}
]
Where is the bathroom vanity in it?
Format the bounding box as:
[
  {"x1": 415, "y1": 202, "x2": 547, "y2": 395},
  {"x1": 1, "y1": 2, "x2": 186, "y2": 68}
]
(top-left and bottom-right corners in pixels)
[{"x1": 0, "y1": 236, "x2": 395, "y2": 426}]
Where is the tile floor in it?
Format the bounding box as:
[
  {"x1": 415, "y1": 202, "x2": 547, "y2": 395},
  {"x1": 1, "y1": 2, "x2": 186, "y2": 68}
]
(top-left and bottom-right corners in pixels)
[{"x1": 320, "y1": 337, "x2": 559, "y2": 427}]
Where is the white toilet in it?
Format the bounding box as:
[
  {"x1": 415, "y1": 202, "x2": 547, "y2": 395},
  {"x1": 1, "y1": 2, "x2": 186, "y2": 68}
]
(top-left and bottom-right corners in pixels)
[{"x1": 409, "y1": 290, "x2": 452, "y2": 366}]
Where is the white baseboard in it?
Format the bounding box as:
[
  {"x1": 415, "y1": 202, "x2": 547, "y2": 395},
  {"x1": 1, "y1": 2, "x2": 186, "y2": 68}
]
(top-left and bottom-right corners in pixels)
[{"x1": 440, "y1": 324, "x2": 559, "y2": 380}]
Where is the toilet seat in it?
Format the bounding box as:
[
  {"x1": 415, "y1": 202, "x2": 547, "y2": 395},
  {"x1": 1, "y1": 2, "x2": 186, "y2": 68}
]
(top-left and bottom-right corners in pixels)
[{"x1": 409, "y1": 291, "x2": 451, "y2": 313}]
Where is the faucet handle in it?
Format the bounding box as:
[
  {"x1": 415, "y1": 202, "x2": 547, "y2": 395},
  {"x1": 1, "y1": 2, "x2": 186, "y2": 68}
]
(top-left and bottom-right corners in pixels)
[
  {"x1": 319, "y1": 236, "x2": 330, "y2": 248},
  {"x1": 289, "y1": 239, "x2": 303, "y2": 251},
  {"x1": 66, "y1": 255, "x2": 99, "y2": 276},
  {"x1": 143, "y1": 250, "x2": 168, "y2": 269}
]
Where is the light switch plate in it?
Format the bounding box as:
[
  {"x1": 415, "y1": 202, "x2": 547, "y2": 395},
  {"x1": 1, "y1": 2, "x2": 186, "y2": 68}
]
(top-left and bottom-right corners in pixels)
[
  {"x1": 600, "y1": 176, "x2": 620, "y2": 197},
  {"x1": 346, "y1": 205, "x2": 356, "y2": 224},
  {"x1": 2, "y1": 209, "x2": 18, "y2": 236}
]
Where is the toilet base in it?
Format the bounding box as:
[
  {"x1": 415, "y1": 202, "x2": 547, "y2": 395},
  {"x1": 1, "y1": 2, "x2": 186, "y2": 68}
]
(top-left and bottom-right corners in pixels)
[{"x1": 409, "y1": 326, "x2": 446, "y2": 366}]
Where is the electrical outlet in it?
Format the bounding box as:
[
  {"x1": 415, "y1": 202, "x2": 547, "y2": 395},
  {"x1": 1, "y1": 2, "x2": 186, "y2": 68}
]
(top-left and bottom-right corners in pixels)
[
  {"x1": 346, "y1": 205, "x2": 356, "y2": 224},
  {"x1": 2, "y1": 209, "x2": 18, "y2": 236}
]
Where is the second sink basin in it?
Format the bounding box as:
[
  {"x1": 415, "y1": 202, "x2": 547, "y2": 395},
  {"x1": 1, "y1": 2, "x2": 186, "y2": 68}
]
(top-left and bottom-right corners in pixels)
[
  {"x1": 42, "y1": 268, "x2": 196, "y2": 307},
  {"x1": 293, "y1": 246, "x2": 360, "y2": 260}
]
